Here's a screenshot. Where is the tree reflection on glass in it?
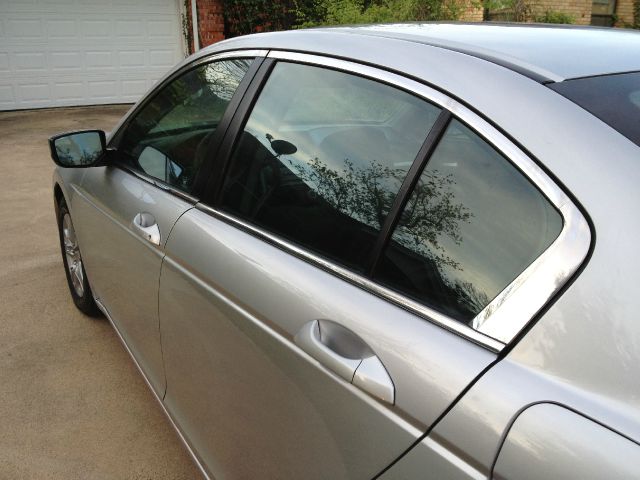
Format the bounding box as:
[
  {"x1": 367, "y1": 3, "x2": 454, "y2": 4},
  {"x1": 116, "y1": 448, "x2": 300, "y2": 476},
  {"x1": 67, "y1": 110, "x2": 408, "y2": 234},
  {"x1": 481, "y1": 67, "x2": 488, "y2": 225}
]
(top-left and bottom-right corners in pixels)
[
  {"x1": 290, "y1": 157, "x2": 402, "y2": 230},
  {"x1": 54, "y1": 133, "x2": 103, "y2": 167},
  {"x1": 285, "y1": 153, "x2": 472, "y2": 273},
  {"x1": 395, "y1": 168, "x2": 471, "y2": 270}
]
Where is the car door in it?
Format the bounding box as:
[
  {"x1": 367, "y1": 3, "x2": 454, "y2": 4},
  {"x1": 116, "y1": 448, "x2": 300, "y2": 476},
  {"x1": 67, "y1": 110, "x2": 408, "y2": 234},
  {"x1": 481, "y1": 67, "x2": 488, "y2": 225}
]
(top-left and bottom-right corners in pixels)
[
  {"x1": 70, "y1": 52, "x2": 261, "y2": 395},
  {"x1": 158, "y1": 55, "x2": 558, "y2": 479}
]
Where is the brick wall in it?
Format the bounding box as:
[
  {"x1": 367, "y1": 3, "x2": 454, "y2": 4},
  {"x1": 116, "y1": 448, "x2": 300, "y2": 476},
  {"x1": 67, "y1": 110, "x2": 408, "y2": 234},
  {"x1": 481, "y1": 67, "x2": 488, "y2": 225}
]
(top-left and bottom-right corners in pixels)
[
  {"x1": 459, "y1": 2, "x2": 485, "y2": 21},
  {"x1": 532, "y1": 0, "x2": 593, "y2": 24},
  {"x1": 185, "y1": 0, "x2": 225, "y2": 54},
  {"x1": 615, "y1": 0, "x2": 636, "y2": 25}
]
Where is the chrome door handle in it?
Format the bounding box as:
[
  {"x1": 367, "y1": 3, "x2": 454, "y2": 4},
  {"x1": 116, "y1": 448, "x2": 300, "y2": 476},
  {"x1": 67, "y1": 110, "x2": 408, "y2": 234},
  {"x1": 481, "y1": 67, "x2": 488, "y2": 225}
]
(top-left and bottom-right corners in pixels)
[
  {"x1": 132, "y1": 212, "x2": 161, "y2": 246},
  {"x1": 294, "y1": 320, "x2": 395, "y2": 404}
]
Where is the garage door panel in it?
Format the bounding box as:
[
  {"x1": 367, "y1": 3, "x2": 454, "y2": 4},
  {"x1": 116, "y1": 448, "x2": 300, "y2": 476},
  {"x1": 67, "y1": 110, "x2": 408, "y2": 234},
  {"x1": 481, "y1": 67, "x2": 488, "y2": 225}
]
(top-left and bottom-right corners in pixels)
[
  {"x1": 0, "y1": 86, "x2": 14, "y2": 107},
  {"x1": 0, "y1": 0, "x2": 183, "y2": 110},
  {"x1": 18, "y1": 83, "x2": 50, "y2": 104},
  {"x1": 116, "y1": 20, "x2": 146, "y2": 38},
  {"x1": 148, "y1": 20, "x2": 178, "y2": 38},
  {"x1": 119, "y1": 50, "x2": 146, "y2": 68},
  {"x1": 51, "y1": 52, "x2": 83, "y2": 71},
  {"x1": 82, "y1": 20, "x2": 112, "y2": 38},
  {"x1": 53, "y1": 82, "x2": 85, "y2": 101},
  {"x1": 6, "y1": 19, "x2": 43, "y2": 39},
  {"x1": 47, "y1": 19, "x2": 77, "y2": 39},
  {"x1": 121, "y1": 80, "x2": 148, "y2": 97},
  {"x1": 86, "y1": 51, "x2": 113, "y2": 69},
  {"x1": 13, "y1": 51, "x2": 47, "y2": 71}
]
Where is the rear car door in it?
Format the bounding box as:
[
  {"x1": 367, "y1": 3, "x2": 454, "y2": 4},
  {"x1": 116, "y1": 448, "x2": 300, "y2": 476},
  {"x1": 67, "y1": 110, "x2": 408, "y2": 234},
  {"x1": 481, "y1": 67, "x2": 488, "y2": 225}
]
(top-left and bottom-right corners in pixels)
[
  {"x1": 70, "y1": 52, "x2": 259, "y2": 394},
  {"x1": 155, "y1": 54, "x2": 567, "y2": 479}
]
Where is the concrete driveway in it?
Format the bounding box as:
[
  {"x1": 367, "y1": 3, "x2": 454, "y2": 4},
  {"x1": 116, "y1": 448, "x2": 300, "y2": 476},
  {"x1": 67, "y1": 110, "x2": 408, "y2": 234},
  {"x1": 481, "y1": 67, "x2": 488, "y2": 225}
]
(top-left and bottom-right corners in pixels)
[{"x1": 0, "y1": 106, "x2": 202, "y2": 479}]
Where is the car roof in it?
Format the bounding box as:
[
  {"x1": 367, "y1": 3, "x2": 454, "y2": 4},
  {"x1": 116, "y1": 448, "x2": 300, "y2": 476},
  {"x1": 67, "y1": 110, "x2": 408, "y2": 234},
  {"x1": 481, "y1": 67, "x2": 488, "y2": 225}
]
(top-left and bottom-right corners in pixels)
[
  {"x1": 210, "y1": 23, "x2": 640, "y2": 83},
  {"x1": 314, "y1": 23, "x2": 640, "y2": 82}
]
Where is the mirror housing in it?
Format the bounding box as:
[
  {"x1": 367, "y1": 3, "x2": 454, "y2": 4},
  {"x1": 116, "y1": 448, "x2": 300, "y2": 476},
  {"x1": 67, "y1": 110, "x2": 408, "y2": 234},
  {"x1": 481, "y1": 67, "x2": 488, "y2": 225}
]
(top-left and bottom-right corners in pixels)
[{"x1": 48, "y1": 130, "x2": 107, "y2": 168}]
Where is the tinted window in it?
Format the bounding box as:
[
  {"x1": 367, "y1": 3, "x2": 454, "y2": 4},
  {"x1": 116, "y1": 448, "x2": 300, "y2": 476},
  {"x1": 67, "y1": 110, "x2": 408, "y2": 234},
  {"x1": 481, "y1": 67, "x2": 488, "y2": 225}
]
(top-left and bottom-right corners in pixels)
[
  {"x1": 549, "y1": 72, "x2": 640, "y2": 147},
  {"x1": 118, "y1": 58, "x2": 253, "y2": 193},
  {"x1": 373, "y1": 120, "x2": 563, "y2": 321},
  {"x1": 220, "y1": 62, "x2": 441, "y2": 271}
]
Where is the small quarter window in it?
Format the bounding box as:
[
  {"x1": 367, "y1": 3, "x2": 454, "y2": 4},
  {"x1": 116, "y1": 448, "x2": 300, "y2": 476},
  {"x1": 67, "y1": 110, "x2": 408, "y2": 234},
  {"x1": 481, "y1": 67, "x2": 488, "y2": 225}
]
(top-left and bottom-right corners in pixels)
[
  {"x1": 117, "y1": 58, "x2": 254, "y2": 193},
  {"x1": 373, "y1": 119, "x2": 563, "y2": 321},
  {"x1": 220, "y1": 62, "x2": 441, "y2": 271}
]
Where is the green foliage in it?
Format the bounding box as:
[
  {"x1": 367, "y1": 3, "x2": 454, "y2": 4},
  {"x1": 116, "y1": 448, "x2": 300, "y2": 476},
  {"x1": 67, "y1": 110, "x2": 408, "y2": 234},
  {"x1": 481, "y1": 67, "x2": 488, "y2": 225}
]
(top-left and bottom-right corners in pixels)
[
  {"x1": 483, "y1": 0, "x2": 532, "y2": 21},
  {"x1": 534, "y1": 9, "x2": 575, "y2": 23},
  {"x1": 221, "y1": 0, "x2": 466, "y2": 37},
  {"x1": 296, "y1": 0, "x2": 465, "y2": 27},
  {"x1": 181, "y1": 0, "x2": 192, "y2": 56},
  {"x1": 485, "y1": 0, "x2": 576, "y2": 24},
  {"x1": 634, "y1": 0, "x2": 640, "y2": 28}
]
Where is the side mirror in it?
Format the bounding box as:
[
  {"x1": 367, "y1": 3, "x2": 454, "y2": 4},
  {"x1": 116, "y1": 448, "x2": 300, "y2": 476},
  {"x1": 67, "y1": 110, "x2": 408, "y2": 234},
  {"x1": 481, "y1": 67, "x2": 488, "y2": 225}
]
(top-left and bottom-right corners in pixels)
[{"x1": 49, "y1": 130, "x2": 107, "y2": 168}]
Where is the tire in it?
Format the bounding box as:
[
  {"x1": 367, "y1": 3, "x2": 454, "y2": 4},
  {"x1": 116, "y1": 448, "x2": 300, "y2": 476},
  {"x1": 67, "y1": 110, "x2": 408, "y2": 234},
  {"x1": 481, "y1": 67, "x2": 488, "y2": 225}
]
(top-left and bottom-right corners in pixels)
[{"x1": 57, "y1": 198, "x2": 101, "y2": 317}]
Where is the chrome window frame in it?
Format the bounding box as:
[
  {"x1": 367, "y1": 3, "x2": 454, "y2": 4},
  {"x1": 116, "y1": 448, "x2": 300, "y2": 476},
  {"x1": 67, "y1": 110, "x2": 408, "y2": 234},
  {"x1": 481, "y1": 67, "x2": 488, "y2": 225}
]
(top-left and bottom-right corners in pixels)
[{"x1": 200, "y1": 50, "x2": 591, "y2": 351}]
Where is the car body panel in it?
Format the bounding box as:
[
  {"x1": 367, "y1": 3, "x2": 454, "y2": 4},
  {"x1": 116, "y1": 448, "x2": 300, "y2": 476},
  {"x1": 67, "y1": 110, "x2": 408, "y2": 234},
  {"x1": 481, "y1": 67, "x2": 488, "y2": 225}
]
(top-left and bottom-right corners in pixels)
[
  {"x1": 158, "y1": 206, "x2": 497, "y2": 478},
  {"x1": 493, "y1": 403, "x2": 640, "y2": 480},
  {"x1": 69, "y1": 166, "x2": 192, "y2": 393},
  {"x1": 381, "y1": 400, "x2": 640, "y2": 479},
  {"x1": 385, "y1": 356, "x2": 640, "y2": 479},
  {"x1": 332, "y1": 24, "x2": 640, "y2": 81}
]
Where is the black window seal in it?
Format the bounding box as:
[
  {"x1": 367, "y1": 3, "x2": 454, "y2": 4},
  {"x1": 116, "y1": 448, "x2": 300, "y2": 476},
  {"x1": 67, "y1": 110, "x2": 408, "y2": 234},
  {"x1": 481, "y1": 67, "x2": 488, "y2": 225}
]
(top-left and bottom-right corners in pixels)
[
  {"x1": 365, "y1": 109, "x2": 452, "y2": 276},
  {"x1": 201, "y1": 58, "x2": 277, "y2": 206},
  {"x1": 190, "y1": 56, "x2": 267, "y2": 197}
]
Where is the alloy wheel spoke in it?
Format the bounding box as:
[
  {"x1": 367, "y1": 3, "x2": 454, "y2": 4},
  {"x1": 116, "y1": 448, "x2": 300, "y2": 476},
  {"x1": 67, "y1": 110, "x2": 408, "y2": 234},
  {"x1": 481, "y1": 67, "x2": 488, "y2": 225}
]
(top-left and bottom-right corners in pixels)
[{"x1": 63, "y1": 213, "x2": 84, "y2": 297}]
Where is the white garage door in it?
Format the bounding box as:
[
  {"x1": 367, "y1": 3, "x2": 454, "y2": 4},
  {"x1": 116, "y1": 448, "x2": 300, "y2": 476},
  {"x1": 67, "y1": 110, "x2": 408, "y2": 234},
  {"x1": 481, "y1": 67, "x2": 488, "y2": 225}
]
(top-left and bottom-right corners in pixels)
[{"x1": 0, "y1": 0, "x2": 185, "y2": 110}]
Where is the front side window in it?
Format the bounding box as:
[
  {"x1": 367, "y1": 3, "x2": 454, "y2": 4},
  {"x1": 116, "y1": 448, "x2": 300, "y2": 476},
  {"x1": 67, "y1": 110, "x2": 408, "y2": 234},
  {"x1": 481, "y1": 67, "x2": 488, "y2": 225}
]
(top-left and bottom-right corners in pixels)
[
  {"x1": 373, "y1": 119, "x2": 563, "y2": 321},
  {"x1": 117, "y1": 58, "x2": 254, "y2": 193},
  {"x1": 219, "y1": 62, "x2": 442, "y2": 271}
]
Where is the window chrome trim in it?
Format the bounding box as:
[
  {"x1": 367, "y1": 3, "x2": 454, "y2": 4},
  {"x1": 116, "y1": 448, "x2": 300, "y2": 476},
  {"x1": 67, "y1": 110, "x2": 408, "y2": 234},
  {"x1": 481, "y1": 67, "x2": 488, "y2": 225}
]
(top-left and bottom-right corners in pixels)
[
  {"x1": 196, "y1": 203, "x2": 505, "y2": 352},
  {"x1": 115, "y1": 161, "x2": 199, "y2": 205},
  {"x1": 219, "y1": 50, "x2": 591, "y2": 347}
]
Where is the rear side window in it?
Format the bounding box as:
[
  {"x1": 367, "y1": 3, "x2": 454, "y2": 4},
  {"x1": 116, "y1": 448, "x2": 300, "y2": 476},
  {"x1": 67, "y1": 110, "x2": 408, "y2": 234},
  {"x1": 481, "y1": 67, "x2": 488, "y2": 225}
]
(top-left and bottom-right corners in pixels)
[
  {"x1": 117, "y1": 58, "x2": 253, "y2": 193},
  {"x1": 373, "y1": 120, "x2": 563, "y2": 321},
  {"x1": 220, "y1": 62, "x2": 441, "y2": 271}
]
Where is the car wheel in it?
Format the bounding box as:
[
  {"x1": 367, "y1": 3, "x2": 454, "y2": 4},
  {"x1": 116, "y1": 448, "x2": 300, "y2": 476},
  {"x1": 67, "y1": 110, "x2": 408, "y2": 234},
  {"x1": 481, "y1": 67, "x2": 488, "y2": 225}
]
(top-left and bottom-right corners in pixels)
[{"x1": 57, "y1": 198, "x2": 101, "y2": 317}]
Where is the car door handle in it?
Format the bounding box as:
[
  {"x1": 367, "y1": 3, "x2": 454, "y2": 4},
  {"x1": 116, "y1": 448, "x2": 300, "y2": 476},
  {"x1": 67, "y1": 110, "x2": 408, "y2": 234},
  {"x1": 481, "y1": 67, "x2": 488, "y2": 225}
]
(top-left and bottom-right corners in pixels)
[
  {"x1": 294, "y1": 320, "x2": 395, "y2": 404},
  {"x1": 132, "y1": 212, "x2": 161, "y2": 246}
]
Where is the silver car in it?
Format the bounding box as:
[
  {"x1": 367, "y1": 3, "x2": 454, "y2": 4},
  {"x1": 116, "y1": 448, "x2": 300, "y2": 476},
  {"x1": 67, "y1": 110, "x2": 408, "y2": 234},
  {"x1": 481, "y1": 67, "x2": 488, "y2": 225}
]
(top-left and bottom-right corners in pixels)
[{"x1": 50, "y1": 24, "x2": 640, "y2": 479}]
